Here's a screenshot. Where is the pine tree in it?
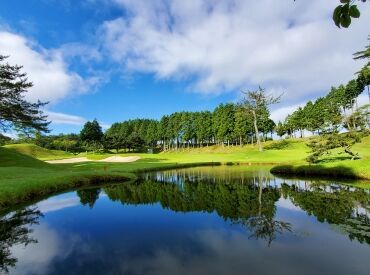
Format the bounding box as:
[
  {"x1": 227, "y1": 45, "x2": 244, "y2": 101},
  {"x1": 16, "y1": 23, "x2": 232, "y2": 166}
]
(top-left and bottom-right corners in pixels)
[{"x1": 0, "y1": 55, "x2": 49, "y2": 133}]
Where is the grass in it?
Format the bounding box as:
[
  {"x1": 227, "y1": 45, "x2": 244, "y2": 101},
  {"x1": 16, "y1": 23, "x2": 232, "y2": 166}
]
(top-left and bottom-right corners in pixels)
[
  {"x1": 4, "y1": 143, "x2": 75, "y2": 160},
  {"x1": 0, "y1": 136, "x2": 369, "y2": 210},
  {"x1": 271, "y1": 135, "x2": 370, "y2": 185}
]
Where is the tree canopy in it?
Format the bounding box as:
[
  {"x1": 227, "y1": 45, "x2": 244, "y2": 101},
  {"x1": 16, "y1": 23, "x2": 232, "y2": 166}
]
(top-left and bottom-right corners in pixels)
[{"x1": 0, "y1": 55, "x2": 49, "y2": 133}]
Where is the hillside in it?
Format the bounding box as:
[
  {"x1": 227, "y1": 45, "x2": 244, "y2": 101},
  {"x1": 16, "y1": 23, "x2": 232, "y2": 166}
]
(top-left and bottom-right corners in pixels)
[
  {"x1": 0, "y1": 146, "x2": 51, "y2": 168},
  {"x1": 4, "y1": 143, "x2": 74, "y2": 160}
]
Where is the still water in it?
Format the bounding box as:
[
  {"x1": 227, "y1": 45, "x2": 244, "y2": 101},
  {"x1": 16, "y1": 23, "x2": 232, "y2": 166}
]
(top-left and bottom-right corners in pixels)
[{"x1": 1, "y1": 166, "x2": 370, "y2": 275}]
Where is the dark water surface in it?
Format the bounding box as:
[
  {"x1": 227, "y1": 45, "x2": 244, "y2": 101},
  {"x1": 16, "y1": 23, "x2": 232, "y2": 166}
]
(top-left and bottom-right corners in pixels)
[{"x1": 1, "y1": 166, "x2": 370, "y2": 275}]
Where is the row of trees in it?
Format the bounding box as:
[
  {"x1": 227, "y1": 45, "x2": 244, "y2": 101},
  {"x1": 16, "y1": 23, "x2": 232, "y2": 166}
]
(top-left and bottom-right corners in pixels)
[
  {"x1": 103, "y1": 90, "x2": 278, "y2": 152},
  {"x1": 276, "y1": 81, "x2": 369, "y2": 138}
]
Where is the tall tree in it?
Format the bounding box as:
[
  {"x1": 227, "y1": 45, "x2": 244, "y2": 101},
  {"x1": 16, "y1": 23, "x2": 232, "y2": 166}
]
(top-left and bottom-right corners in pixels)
[
  {"x1": 80, "y1": 119, "x2": 103, "y2": 150},
  {"x1": 234, "y1": 105, "x2": 252, "y2": 145},
  {"x1": 0, "y1": 55, "x2": 49, "y2": 133},
  {"x1": 354, "y1": 35, "x2": 370, "y2": 103},
  {"x1": 241, "y1": 87, "x2": 281, "y2": 151}
]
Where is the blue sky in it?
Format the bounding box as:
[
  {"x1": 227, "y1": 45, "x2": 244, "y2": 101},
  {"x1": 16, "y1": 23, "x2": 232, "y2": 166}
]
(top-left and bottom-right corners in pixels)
[{"x1": 1, "y1": 0, "x2": 369, "y2": 134}]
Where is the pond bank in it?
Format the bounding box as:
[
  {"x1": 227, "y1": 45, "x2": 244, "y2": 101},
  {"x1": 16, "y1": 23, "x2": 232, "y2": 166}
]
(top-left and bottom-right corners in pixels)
[
  {"x1": 271, "y1": 161, "x2": 370, "y2": 185},
  {"x1": 1, "y1": 160, "x2": 369, "y2": 212},
  {"x1": 1, "y1": 137, "x2": 370, "y2": 211}
]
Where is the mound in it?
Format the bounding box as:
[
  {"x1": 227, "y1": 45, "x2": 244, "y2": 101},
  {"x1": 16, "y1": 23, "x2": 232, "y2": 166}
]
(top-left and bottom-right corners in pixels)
[
  {"x1": 4, "y1": 144, "x2": 73, "y2": 160},
  {"x1": 0, "y1": 147, "x2": 51, "y2": 168}
]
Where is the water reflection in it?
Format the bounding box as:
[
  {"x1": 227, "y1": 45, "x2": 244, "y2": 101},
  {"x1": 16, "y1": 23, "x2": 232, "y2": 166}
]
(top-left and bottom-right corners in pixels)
[
  {"x1": 0, "y1": 166, "x2": 369, "y2": 274},
  {"x1": 0, "y1": 208, "x2": 42, "y2": 273},
  {"x1": 281, "y1": 183, "x2": 370, "y2": 245},
  {"x1": 76, "y1": 188, "x2": 101, "y2": 209},
  {"x1": 106, "y1": 168, "x2": 294, "y2": 246}
]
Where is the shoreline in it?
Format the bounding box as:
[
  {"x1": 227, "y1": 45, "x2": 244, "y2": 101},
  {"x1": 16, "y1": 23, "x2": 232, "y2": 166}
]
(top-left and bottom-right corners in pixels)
[{"x1": 1, "y1": 160, "x2": 369, "y2": 213}]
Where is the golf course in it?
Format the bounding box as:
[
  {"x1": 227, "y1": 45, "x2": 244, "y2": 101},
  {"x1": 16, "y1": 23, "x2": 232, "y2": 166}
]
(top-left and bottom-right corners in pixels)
[
  {"x1": 1, "y1": 1, "x2": 370, "y2": 274},
  {"x1": 1, "y1": 134, "x2": 369, "y2": 211}
]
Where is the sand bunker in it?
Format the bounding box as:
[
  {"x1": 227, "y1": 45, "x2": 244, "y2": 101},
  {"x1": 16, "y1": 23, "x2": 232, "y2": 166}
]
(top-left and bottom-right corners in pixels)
[
  {"x1": 98, "y1": 156, "x2": 140, "y2": 163},
  {"x1": 47, "y1": 156, "x2": 140, "y2": 164}
]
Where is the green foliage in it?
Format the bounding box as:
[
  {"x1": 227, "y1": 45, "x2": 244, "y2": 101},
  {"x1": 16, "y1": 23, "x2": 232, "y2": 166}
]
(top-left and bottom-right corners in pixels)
[
  {"x1": 80, "y1": 119, "x2": 103, "y2": 143},
  {"x1": 76, "y1": 188, "x2": 101, "y2": 208},
  {"x1": 0, "y1": 208, "x2": 42, "y2": 273},
  {"x1": 333, "y1": 1, "x2": 362, "y2": 28},
  {"x1": 240, "y1": 87, "x2": 281, "y2": 151},
  {"x1": 0, "y1": 55, "x2": 49, "y2": 133},
  {"x1": 213, "y1": 103, "x2": 235, "y2": 145},
  {"x1": 306, "y1": 132, "x2": 362, "y2": 163},
  {"x1": 80, "y1": 119, "x2": 103, "y2": 151},
  {"x1": 234, "y1": 105, "x2": 253, "y2": 145},
  {"x1": 275, "y1": 122, "x2": 286, "y2": 138},
  {"x1": 104, "y1": 119, "x2": 158, "y2": 152},
  {"x1": 104, "y1": 99, "x2": 276, "y2": 151},
  {"x1": 34, "y1": 132, "x2": 82, "y2": 153},
  {"x1": 0, "y1": 134, "x2": 11, "y2": 146}
]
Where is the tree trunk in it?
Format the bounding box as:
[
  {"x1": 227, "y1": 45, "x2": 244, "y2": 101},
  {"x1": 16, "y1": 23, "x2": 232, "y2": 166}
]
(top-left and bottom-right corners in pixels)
[{"x1": 252, "y1": 110, "x2": 262, "y2": 151}]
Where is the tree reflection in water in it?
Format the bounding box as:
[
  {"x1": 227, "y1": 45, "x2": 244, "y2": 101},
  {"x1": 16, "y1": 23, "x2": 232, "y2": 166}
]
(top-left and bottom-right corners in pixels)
[
  {"x1": 1, "y1": 168, "x2": 369, "y2": 273},
  {"x1": 0, "y1": 207, "x2": 42, "y2": 273},
  {"x1": 239, "y1": 171, "x2": 292, "y2": 246},
  {"x1": 76, "y1": 188, "x2": 101, "y2": 209},
  {"x1": 105, "y1": 169, "x2": 293, "y2": 246},
  {"x1": 281, "y1": 182, "x2": 370, "y2": 245}
]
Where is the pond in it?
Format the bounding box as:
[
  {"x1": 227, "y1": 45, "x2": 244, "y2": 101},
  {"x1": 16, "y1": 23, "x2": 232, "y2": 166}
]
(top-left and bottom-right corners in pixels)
[{"x1": 1, "y1": 166, "x2": 370, "y2": 274}]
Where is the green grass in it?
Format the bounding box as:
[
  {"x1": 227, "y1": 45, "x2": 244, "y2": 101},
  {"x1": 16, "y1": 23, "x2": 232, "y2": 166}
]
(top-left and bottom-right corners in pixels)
[
  {"x1": 4, "y1": 143, "x2": 75, "y2": 160},
  {"x1": 1, "y1": 136, "x2": 369, "y2": 210},
  {"x1": 271, "y1": 135, "x2": 370, "y2": 185}
]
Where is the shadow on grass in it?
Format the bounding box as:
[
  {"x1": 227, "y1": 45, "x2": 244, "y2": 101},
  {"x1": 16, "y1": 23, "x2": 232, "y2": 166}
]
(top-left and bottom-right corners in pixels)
[
  {"x1": 270, "y1": 164, "x2": 363, "y2": 180},
  {"x1": 315, "y1": 156, "x2": 353, "y2": 164}
]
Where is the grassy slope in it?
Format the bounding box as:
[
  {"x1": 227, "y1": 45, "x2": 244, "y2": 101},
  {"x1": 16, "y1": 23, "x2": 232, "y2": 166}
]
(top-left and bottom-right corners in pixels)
[
  {"x1": 4, "y1": 143, "x2": 75, "y2": 160},
  {"x1": 271, "y1": 136, "x2": 370, "y2": 182},
  {"x1": 0, "y1": 147, "x2": 132, "y2": 211},
  {"x1": 0, "y1": 137, "x2": 369, "y2": 210}
]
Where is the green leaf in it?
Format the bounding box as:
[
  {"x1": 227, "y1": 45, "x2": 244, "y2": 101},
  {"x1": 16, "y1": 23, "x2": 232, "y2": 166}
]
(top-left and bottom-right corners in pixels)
[
  {"x1": 341, "y1": 3, "x2": 350, "y2": 14},
  {"x1": 349, "y1": 5, "x2": 360, "y2": 18},
  {"x1": 340, "y1": 14, "x2": 352, "y2": 28},
  {"x1": 333, "y1": 6, "x2": 342, "y2": 27}
]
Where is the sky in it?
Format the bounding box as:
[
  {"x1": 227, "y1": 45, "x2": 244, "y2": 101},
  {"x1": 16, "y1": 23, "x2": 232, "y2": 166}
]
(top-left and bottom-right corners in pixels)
[{"x1": 0, "y1": 0, "x2": 369, "y2": 135}]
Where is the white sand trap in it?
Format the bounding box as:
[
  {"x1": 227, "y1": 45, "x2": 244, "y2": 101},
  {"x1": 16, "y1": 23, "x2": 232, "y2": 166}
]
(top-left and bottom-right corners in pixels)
[
  {"x1": 98, "y1": 156, "x2": 140, "y2": 163},
  {"x1": 47, "y1": 157, "x2": 91, "y2": 164},
  {"x1": 47, "y1": 156, "x2": 140, "y2": 164}
]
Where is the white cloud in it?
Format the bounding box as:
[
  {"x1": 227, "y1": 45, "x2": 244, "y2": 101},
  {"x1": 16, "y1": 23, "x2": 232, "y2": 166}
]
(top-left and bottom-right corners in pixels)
[
  {"x1": 45, "y1": 111, "x2": 87, "y2": 126},
  {"x1": 270, "y1": 102, "x2": 305, "y2": 123},
  {"x1": 0, "y1": 31, "x2": 94, "y2": 104},
  {"x1": 37, "y1": 195, "x2": 80, "y2": 213},
  {"x1": 45, "y1": 111, "x2": 110, "y2": 129},
  {"x1": 101, "y1": 0, "x2": 370, "y2": 105}
]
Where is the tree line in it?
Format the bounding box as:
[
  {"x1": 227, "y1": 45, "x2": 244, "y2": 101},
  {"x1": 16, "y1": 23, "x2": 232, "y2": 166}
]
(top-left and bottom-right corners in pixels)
[
  {"x1": 276, "y1": 79, "x2": 369, "y2": 139},
  {"x1": 104, "y1": 97, "x2": 277, "y2": 152}
]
